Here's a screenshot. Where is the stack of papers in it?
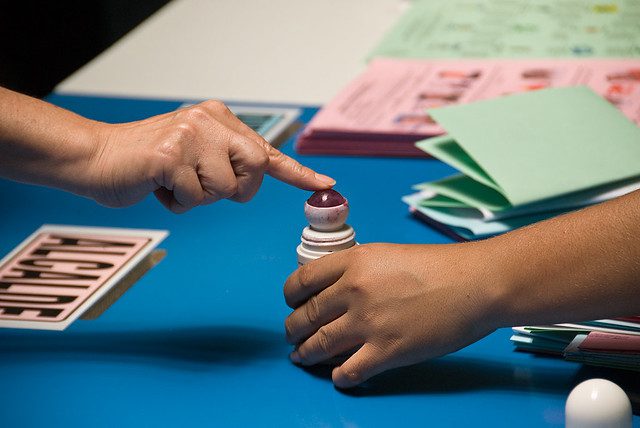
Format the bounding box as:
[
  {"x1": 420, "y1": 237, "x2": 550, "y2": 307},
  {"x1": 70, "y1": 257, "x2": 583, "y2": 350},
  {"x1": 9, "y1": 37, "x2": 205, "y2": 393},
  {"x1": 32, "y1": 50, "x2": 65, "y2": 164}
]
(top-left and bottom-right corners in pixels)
[
  {"x1": 512, "y1": 318, "x2": 640, "y2": 372},
  {"x1": 295, "y1": 58, "x2": 640, "y2": 157},
  {"x1": 403, "y1": 86, "x2": 640, "y2": 240}
]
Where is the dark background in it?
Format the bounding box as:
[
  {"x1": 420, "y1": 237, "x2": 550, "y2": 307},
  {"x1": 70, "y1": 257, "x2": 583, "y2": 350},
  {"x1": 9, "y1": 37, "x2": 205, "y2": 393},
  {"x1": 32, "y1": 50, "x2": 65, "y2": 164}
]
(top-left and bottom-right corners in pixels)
[{"x1": 0, "y1": 0, "x2": 171, "y2": 98}]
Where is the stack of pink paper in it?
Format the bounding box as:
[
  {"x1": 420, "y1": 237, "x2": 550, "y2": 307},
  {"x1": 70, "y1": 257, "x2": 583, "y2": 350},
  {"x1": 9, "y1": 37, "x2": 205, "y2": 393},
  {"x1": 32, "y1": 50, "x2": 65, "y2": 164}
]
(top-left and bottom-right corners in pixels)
[
  {"x1": 565, "y1": 330, "x2": 640, "y2": 371},
  {"x1": 296, "y1": 58, "x2": 640, "y2": 157}
]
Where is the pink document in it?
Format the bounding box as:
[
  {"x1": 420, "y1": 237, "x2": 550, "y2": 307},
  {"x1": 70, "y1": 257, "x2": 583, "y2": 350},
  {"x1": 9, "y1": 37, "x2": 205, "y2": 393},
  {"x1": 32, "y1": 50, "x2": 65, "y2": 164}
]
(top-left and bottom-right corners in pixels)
[
  {"x1": 580, "y1": 331, "x2": 640, "y2": 354},
  {"x1": 0, "y1": 225, "x2": 167, "y2": 330},
  {"x1": 296, "y1": 58, "x2": 640, "y2": 157}
]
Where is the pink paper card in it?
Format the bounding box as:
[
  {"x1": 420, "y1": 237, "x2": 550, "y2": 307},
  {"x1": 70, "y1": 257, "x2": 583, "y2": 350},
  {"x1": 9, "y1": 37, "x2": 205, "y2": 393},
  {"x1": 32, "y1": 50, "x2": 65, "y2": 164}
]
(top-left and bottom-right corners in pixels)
[
  {"x1": 304, "y1": 58, "x2": 640, "y2": 137},
  {"x1": 0, "y1": 225, "x2": 168, "y2": 330},
  {"x1": 579, "y1": 331, "x2": 640, "y2": 354},
  {"x1": 617, "y1": 316, "x2": 640, "y2": 323}
]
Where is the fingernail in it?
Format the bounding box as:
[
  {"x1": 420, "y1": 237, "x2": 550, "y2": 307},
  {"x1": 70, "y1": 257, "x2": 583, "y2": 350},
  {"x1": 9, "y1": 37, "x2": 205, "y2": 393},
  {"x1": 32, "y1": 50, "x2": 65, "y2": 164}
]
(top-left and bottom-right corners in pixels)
[
  {"x1": 314, "y1": 173, "x2": 336, "y2": 186},
  {"x1": 290, "y1": 351, "x2": 301, "y2": 364}
]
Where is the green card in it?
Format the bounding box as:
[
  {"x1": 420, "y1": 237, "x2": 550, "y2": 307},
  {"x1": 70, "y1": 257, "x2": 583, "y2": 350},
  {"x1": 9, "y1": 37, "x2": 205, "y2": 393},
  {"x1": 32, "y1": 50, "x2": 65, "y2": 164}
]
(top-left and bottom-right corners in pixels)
[
  {"x1": 415, "y1": 174, "x2": 511, "y2": 211},
  {"x1": 416, "y1": 136, "x2": 500, "y2": 192},
  {"x1": 424, "y1": 86, "x2": 640, "y2": 207}
]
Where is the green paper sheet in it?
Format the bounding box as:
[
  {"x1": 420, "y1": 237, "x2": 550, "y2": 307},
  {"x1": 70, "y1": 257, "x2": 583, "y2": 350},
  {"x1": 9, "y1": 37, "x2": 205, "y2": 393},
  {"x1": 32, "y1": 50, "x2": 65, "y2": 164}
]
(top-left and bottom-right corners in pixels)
[
  {"x1": 415, "y1": 175, "x2": 511, "y2": 211},
  {"x1": 427, "y1": 86, "x2": 640, "y2": 206},
  {"x1": 369, "y1": 0, "x2": 640, "y2": 59},
  {"x1": 416, "y1": 136, "x2": 500, "y2": 192},
  {"x1": 415, "y1": 192, "x2": 469, "y2": 209},
  {"x1": 402, "y1": 192, "x2": 562, "y2": 238}
]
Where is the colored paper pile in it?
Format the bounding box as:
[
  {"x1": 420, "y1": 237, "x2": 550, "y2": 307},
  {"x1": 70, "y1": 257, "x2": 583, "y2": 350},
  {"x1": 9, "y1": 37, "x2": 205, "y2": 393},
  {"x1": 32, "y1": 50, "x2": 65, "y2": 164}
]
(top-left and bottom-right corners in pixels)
[
  {"x1": 402, "y1": 86, "x2": 640, "y2": 240},
  {"x1": 295, "y1": 57, "x2": 640, "y2": 157},
  {"x1": 296, "y1": 0, "x2": 640, "y2": 157},
  {"x1": 511, "y1": 318, "x2": 640, "y2": 372}
]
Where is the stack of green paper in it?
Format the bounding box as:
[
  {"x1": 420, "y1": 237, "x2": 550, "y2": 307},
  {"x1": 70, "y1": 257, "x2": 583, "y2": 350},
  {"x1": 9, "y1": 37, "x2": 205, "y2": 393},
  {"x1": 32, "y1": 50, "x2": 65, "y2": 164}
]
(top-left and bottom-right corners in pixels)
[{"x1": 403, "y1": 86, "x2": 640, "y2": 240}]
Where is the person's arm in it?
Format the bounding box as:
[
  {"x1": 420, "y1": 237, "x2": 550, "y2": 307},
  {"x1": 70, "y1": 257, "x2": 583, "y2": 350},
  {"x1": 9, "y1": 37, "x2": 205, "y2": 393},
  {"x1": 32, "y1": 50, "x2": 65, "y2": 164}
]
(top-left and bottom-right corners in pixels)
[
  {"x1": 0, "y1": 87, "x2": 334, "y2": 212},
  {"x1": 283, "y1": 189, "x2": 640, "y2": 388}
]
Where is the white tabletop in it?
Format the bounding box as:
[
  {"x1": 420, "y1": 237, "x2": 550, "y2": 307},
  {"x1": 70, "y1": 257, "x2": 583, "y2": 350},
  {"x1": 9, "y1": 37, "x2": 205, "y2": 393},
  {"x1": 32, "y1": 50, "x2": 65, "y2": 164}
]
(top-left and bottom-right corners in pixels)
[{"x1": 56, "y1": 0, "x2": 408, "y2": 105}]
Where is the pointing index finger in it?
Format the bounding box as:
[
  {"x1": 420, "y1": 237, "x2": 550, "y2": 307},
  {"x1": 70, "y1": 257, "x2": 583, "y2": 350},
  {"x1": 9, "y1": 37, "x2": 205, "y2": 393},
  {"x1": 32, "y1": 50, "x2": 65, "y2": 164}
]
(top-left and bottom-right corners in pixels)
[
  {"x1": 202, "y1": 102, "x2": 335, "y2": 191},
  {"x1": 264, "y1": 144, "x2": 335, "y2": 190}
]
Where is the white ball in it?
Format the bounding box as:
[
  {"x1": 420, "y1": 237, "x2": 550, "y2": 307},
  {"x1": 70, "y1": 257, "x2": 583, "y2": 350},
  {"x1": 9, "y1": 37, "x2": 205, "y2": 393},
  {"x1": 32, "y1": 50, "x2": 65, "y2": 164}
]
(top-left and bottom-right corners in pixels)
[{"x1": 566, "y1": 378, "x2": 632, "y2": 428}]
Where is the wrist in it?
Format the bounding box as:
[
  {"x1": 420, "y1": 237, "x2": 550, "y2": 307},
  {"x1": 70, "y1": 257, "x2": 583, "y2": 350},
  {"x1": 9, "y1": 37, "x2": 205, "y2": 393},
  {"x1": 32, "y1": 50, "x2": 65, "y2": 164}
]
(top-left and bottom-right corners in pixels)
[
  {"x1": 464, "y1": 239, "x2": 516, "y2": 332},
  {"x1": 0, "y1": 89, "x2": 110, "y2": 200},
  {"x1": 478, "y1": 233, "x2": 530, "y2": 330},
  {"x1": 58, "y1": 119, "x2": 108, "y2": 199}
]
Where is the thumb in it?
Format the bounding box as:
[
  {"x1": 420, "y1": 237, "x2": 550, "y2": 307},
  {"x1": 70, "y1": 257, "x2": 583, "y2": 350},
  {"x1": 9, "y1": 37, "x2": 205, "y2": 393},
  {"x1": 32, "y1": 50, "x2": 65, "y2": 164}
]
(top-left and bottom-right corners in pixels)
[
  {"x1": 331, "y1": 343, "x2": 391, "y2": 389},
  {"x1": 263, "y1": 144, "x2": 335, "y2": 190}
]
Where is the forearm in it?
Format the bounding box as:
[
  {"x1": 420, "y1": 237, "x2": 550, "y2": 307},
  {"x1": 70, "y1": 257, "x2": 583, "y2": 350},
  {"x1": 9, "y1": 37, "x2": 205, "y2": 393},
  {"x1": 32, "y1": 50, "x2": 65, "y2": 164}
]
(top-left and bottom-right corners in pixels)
[
  {"x1": 0, "y1": 87, "x2": 100, "y2": 196},
  {"x1": 488, "y1": 189, "x2": 640, "y2": 328}
]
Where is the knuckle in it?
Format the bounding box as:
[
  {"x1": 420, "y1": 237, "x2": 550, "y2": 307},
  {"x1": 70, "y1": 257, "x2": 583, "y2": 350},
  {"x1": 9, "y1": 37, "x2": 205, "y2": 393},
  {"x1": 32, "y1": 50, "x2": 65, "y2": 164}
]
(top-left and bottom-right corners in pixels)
[
  {"x1": 284, "y1": 318, "x2": 295, "y2": 343},
  {"x1": 288, "y1": 158, "x2": 309, "y2": 177},
  {"x1": 304, "y1": 295, "x2": 320, "y2": 324},
  {"x1": 182, "y1": 105, "x2": 211, "y2": 124},
  {"x1": 259, "y1": 152, "x2": 270, "y2": 169},
  {"x1": 173, "y1": 122, "x2": 197, "y2": 142},
  {"x1": 218, "y1": 181, "x2": 238, "y2": 199},
  {"x1": 316, "y1": 326, "x2": 332, "y2": 354},
  {"x1": 157, "y1": 126, "x2": 195, "y2": 164},
  {"x1": 358, "y1": 308, "x2": 377, "y2": 327},
  {"x1": 249, "y1": 150, "x2": 270, "y2": 171},
  {"x1": 237, "y1": 140, "x2": 270, "y2": 172},
  {"x1": 297, "y1": 265, "x2": 315, "y2": 290},
  {"x1": 203, "y1": 99, "x2": 228, "y2": 114},
  {"x1": 155, "y1": 142, "x2": 183, "y2": 171},
  {"x1": 268, "y1": 147, "x2": 287, "y2": 165}
]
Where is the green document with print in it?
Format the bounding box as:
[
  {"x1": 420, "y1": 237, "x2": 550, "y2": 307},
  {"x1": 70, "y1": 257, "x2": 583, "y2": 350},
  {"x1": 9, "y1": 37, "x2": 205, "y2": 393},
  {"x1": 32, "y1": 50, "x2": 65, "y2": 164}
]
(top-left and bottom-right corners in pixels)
[{"x1": 370, "y1": 0, "x2": 640, "y2": 59}]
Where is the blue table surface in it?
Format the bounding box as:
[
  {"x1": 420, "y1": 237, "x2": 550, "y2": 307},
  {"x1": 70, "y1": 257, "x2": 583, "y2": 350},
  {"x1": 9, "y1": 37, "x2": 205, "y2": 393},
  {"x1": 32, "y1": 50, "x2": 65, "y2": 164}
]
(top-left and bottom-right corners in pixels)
[{"x1": 1, "y1": 94, "x2": 638, "y2": 428}]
